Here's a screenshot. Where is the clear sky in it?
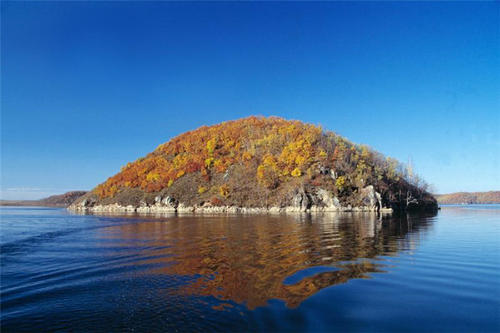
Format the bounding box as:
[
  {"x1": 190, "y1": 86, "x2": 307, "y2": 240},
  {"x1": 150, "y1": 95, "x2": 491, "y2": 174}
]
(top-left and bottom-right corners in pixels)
[{"x1": 1, "y1": 1, "x2": 499, "y2": 199}]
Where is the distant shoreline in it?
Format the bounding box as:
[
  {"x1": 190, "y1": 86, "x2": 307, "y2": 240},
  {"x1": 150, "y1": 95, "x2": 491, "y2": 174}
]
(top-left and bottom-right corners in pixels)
[
  {"x1": 0, "y1": 200, "x2": 65, "y2": 207},
  {"x1": 0, "y1": 191, "x2": 87, "y2": 208},
  {"x1": 439, "y1": 203, "x2": 500, "y2": 207},
  {"x1": 435, "y1": 191, "x2": 500, "y2": 205}
]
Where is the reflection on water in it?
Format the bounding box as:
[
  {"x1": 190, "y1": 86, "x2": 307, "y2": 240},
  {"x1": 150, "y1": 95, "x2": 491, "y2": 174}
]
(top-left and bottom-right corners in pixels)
[
  {"x1": 4, "y1": 207, "x2": 498, "y2": 332},
  {"x1": 100, "y1": 213, "x2": 435, "y2": 309}
]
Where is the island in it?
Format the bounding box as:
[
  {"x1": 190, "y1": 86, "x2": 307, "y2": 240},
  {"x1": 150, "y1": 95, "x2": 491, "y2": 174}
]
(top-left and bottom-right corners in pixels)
[{"x1": 70, "y1": 117, "x2": 437, "y2": 214}]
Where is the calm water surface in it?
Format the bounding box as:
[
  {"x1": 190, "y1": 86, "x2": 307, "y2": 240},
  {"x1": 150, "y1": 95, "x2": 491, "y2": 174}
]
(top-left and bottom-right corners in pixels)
[{"x1": 1, "y1": 206, "x2": 499, "y2": 332}]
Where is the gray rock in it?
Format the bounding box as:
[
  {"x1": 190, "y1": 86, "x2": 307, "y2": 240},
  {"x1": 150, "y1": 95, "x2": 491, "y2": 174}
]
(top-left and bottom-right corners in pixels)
[
  {"x1": 162, "y1": 196, "x2": 178, "y2": 208},
  {"x1": 359, "y1": 185, "x2": 382, "y2": 211},
  {"x1": 290, "y1": 188, "x2": 312, "y2": 212},
  {"x1": 318, "y1": 165, "x2": 330, "y2": 175},
  {"x1": 80, "y1": 197, "x2": 96, "y2": 208},
  {"x1": 316, "y1": 188, "x2": 341, "y2": 209}
]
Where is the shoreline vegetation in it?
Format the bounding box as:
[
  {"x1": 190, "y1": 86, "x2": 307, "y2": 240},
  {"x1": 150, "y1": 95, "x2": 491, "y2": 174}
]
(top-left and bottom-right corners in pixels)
[{"x1": 69, "y1": 117, "x2": 437, "y2": 214}]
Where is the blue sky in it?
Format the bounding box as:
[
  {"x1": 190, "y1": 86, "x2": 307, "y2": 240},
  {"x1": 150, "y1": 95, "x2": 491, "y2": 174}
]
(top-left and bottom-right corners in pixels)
[{"x1": 1, "y1": 1, "x2": 499, "y2": 199}]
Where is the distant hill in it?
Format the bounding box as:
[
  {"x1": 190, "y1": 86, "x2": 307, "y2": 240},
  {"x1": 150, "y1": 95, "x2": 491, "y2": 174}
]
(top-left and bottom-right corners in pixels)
[
  {"x1": 71, "y1": 116, "x2": 436, "y2": 213},
  {"x1": 436, "y1": 191, "x2": 500, "y2": 204},
  {"x1": 0, "y1": 191, "x2": 87, "y2": 207}
]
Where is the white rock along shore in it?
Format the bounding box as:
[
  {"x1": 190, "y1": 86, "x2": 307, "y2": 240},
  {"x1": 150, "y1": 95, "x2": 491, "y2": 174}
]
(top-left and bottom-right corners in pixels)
[{"x1": 68, "y1": 203, "x2": 392, "y2": 214}]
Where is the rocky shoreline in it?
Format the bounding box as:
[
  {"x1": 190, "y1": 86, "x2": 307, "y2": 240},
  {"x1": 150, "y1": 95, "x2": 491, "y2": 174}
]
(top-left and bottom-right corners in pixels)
[
  {"x1": 68, "y1": 203, "x2": 393, "y2": 214},
  {"x1": 69, "y1": 185, "x2": 393, "y2": 214}
]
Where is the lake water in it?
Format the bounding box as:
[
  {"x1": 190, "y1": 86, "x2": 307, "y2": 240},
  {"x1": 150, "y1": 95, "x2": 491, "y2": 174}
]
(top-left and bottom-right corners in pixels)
[{"x1": 1, "y1": 205, "x2": 499, "y2": 332}]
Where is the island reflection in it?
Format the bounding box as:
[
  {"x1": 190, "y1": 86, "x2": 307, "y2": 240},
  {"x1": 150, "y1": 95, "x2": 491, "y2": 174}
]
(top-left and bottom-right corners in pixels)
[{"x1": 100, "y1": 213, "x2": 435, "y2": 309}]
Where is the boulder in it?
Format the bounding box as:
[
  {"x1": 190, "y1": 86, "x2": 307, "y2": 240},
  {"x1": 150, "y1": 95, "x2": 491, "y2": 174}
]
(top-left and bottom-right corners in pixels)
[
  {"x1": 161, "y1": 196, "x2": 178, "y2": 208},
  {"x1": 315, "y1": 188, "x2": 341, "y2": 211},
  {"x1": 359, "y1": 185, "x2": 382, "y2": 211}
]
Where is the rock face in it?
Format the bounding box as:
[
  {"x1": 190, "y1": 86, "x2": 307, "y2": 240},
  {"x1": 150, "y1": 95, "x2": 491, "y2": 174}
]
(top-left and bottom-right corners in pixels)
[
  {"x1": 359, "y1": 185, "x2": 382, "y2": 212},
  {"x1": 81, "y1": 197, "x2": 96, "y2": 208},
  {"x1": 69, "y1": 186, "x2": 390, "y2": 214},
  {"x1": 290, "y1": 188, "x2": 311, "y2": 211},
  {"x1": 285, "y1": 187, "x2": 343, "y2": 213},
  {"x1": 316, "y1": 188, "x2": 341, "y2": 210}
]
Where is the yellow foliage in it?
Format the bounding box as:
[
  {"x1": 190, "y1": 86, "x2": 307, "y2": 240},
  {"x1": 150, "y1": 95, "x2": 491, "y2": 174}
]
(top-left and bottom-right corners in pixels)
[
  {"x1": 108, "y1": 185, "x2": 118, "y2": 197},
  {"x1": 242, "y1": 151, "x2": 253, "y2": 161},
  {"x1": 146, "y1": 172, "x2": 160, "y2": 182},
  {"x1": 294, "y1": 154, "x2": 307, "y2": 166},
  {"x1": 257, "y1": 154, "x2": 280, "y2": 189},
  {"x1": 291, "y1": 168, "x2": 302, "y2": 177},
  {"x1": 205, "y1": 157, "x2": 214, "y2": 168},
  {"x1": 219, "y1": 184, "x2": 229, "y2": 197},
  {"x1": 262, "y1": 154, "x2": 277, "y2": 167},
  {"x1": 213, "y1": 159, "x2": 224, "y2": 172},
  {"x1": 335, "y1": 176, "x2": 346, "y2": 189},
  {"x1": 206, "y1": 138, "x2": 217, "y2": 155},
  {"x1": 198, "y1": 186, "x2": 208, "y2": 194}
]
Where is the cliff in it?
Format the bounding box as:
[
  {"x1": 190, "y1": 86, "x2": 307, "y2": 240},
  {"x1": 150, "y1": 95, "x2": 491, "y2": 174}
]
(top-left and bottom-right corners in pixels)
[{"x1": 70, "y1": 116, "x2": 437, "y2": 214}]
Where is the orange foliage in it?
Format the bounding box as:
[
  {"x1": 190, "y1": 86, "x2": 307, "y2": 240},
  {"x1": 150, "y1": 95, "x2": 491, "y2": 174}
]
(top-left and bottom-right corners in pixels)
[
  {"x1": 94, "y1": 116, "x2": 360, "y2": 198},
  {"x1": 210, "y1": 197, "x2": 223, "y2": 206}
]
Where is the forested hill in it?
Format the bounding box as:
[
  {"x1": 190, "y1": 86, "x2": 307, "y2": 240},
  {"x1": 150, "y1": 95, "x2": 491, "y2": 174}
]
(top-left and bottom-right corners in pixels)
[
  {"x1": 72, "y1": 116, "x2": 436, "y2": 212},
  {"x1": 436, "y1": 191, "x2": 500, "y2": 204}
]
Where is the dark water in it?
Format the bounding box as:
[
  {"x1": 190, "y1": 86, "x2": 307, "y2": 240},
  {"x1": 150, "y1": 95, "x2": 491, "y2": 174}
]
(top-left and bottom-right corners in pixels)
[{"x1": 1, "y1": 206, "x2": 499, "y2": 332}]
